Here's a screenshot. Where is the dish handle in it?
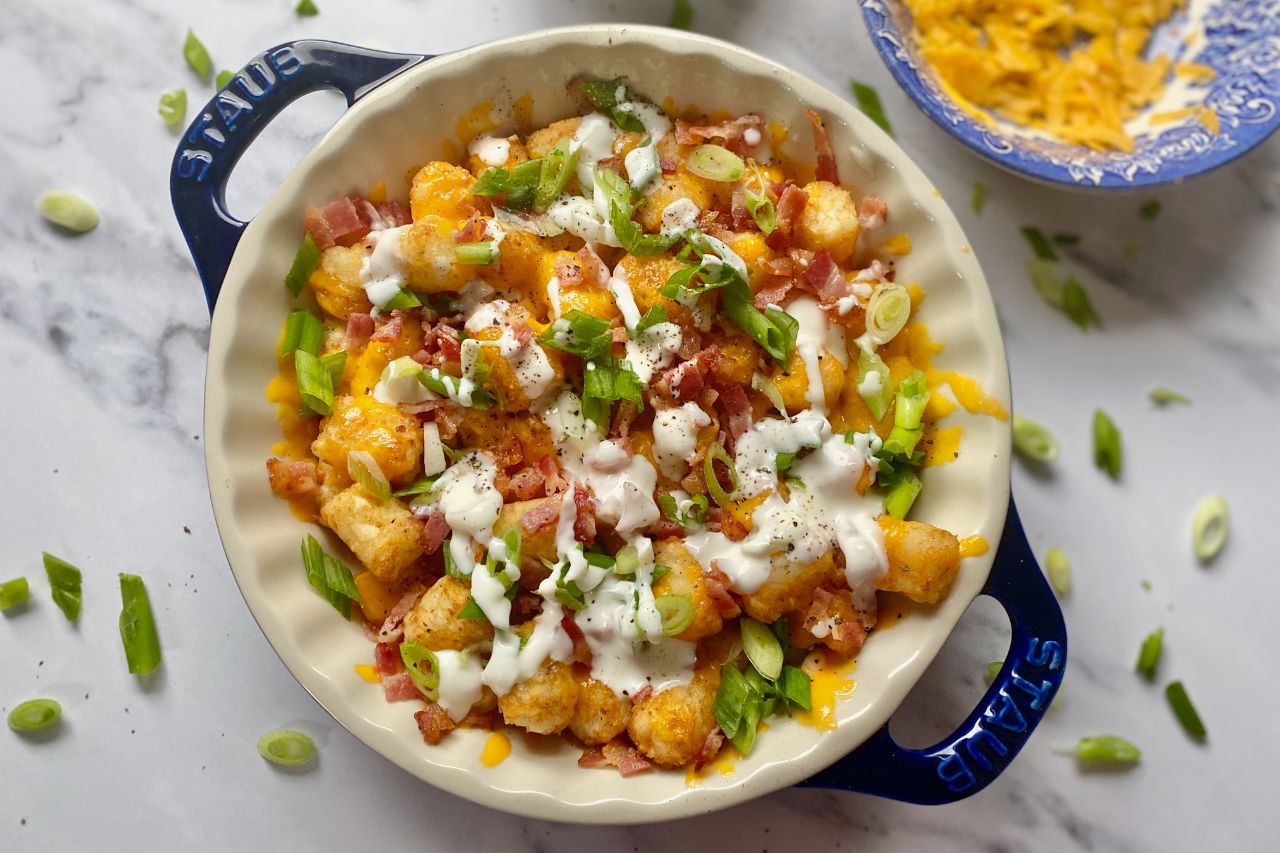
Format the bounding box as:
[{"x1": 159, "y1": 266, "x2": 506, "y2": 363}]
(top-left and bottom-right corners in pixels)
[
  {"x1": 169, "y1": 40, "x2": 430, "y2": 313},
  {"x1": 798, "y1": 498, "x2": 1066, "y2": 804}
]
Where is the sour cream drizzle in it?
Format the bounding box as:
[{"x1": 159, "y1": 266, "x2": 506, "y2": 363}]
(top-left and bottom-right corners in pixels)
[{"x1": 359, "y1": 224, "x2": 412, "y2": 308}]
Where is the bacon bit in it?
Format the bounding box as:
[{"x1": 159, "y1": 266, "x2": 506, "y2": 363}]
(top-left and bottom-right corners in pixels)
[
  {"x1": 378, "y1": 587, "x2": 425, "y2": 643},
  {"x1": 345, "y1": 312, "x2": 374, "y2": 346},
  {"x1": 433, "y1": 406, "x2": 462, "y2": 441},
  {"x1": 414, "y1": 703, "x2": 456, "y2": 744},
  {"x1": 595, "y1": 154, "x2": 626, "y2": 175},
  {"x1": 375, "y1": 200, "x2": 410, "y2": 228},
  {"x1": 806, "y1": 108, "x2": 839, "y2": 184},
  {"x1": 452, "y1": 212, "x2": 487, "y2": 244},
  {"x1": 575, "y1": 244, "x2": 611, "y2": 288},
  {"x1": 730, "y1": 184, "x2": 753, "y2": 232},
  {"x1": 265, "y1": 458, "x2": 320, "y2": 499},
  {"x1": 419, "y1": 510, "x2": 450, "y2": 556},
  {"x1": 753, "y1": 280, "x2": 795, "y2": 311},
  {"x1": 559, "y1": 611, "x2": 587, "y2": 662},
  {"x1": 512, "y1": 590, "x2": 543, "y2": 623},
  {"x1": 382, "y1": 671, "x2": 422, "y2": 702},
  {"x1": 399, "y1": 399, "x2": 448, "y2": 415},
  {"x1": 305, "y1": 197, "x2": 369, "y2": 250},
  {"x1": 572, "y1": 485, "x2": 596, "y2": 544},
  {"x1": 536, "y1": 457, "x2": 566, "y2": 495},
  {"x1": 553, "y1": 253, "x2": 585, "y2": 288},
  {"x1": 373, "y1": 642, "x2": 402, "y2": 676},
  {"x1": 629, "y1": 685, "x2": 653, "y2": 705},
  {"x1": 610, "y1": 400, "x2": 637, "y2": 441},
  {"x1": 460, "y1": 708, "x2": 503, "y2": 729},
  {"x1": 716, "y1": 385, "x2": 753, "y2": 451},
  {"x1": 859, "y1": 195, "x2": 888, "y2": 231},
  {"x1": 603, "y1": 740, "x2": 654, "y2": 777},
  {"x1": 511, "y1": 323, "x2": 534, "y2": 349},
  {"x1": 705, "y1": 568, "x2": 742, "y2": 618},
  {"x1": 675, "y1": 114, "x2": 764, "y2": 156},
  {"x1": 371, "y1": 310, "x2": 405, "y2": 343},
  {"x1": 766, "y1": 183, "x2": 809, "y2": 250},
  {"x1": 519, "y1": 499, "x2": 560, "y2": 534},
  {"x1": 659, "y1": 156, "x2": 677, "y2": 174},
  {"x1": 577, "y1": 747, "x2": 611, "y2": 769},
  {"x1": 765, "y1": 257, "x2": 797, "y2": 278},
  {"x1": 656, "y1": 346, "x2": 721, "y2": 403},
  {"x1": 609, "y1": 318, "x2": 630, "y2": 344},
  {"x1": 647, "y1": 517, "x2": 686, "y2": 538},
  {"x1": 694, "y1": 728, "x2": 725, "y2": 771},
  {"x1": 801, "y1": 249, "x2": 849, "y2": 303},
  {"x1": 423, "y1": 321, "x2": 462, "y2": 365},
  {"x1": 506, "y1": 466, "x2": 546, "y2": 501},
  {"x1": 832, "y1": 618, "x2": 867, "y2": 651}
]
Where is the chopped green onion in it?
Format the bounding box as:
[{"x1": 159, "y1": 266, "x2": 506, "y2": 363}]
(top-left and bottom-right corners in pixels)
[
  {"x1": 656, "y1": 594, "x2": 695, "y2": 636},
  {"x1": 294, "y1": 350, "x2": 335, "y2": 416},
  {"x1": 882, "y1": 371, "x2": 929, "y2": 457},
  {"x1": 280, "y1": 309, "x2": 324, "y2": 357},
  {"x1": 777, "y1": 665, "x2": 812, "y2": 711},
  {"x1": 775, "y1": 452, "x2": 796, "y2": 472},
  {"x1": 554, "y1": 572, "x2": 587, "y2": 611},
  {"x1": 393, "y1": 476, "x2": 439, "y2": 498},
  {"x1": 744, "y1": 183, "x2": 776, "y2": 235},
  {"x1": 1028, "y1": 258, "x2": 1064, "y2": 308},
  {"x1": 863, "y1": 282, "x2": 911, "y2": 346},
  {"x1": 1093, "y1": 409, "x2": 1122, "y2": 479},
  {"x1": 1139, "y1": 200, "x2": 1162, "y2": 221},
  {"x1": 118, "y1": 573, "x2": 162, "y2": 675},
  {"x1": 854, "y1": 347, "x2": 893, "y2": 420},
  {"x1": 660, "y1": 255, "x2": 736, "y2": 305},
  {"x1": 713, "y1": 664, "x2": 751, "y2": 739},
  {"x1": 703, "y1": 442, "x2": 738, "y2": 509},
  {"x1": 1075, "y1": 735, "x2": 1141, "y2": 765},
  {"x1": 1164, "y1": 681, "x2": 1206, "y2": 740},
  {"x1": 741, "y1": 617, "x2": 783, "y2": 679},
  {"x1": 43, "y1": 553, "x2": 82, "y2": 622},
  {"x1": 383, "y1": 289, "x2": 423, "y2": 310},
  {"x1": 613, "y1": 544, "x2": 640, "y2": 577},
  {"x1": 0, "y1": 577, "x2": 29, "y2": 611},
  {"x1": 1135, "y1": 627, "x2": 1163, "y2": 680},
  {"x1": 473, "y1": 160, "x2": 543, "y2": 210},
  {"x1": 457, "y1": 597, "x2": 488, "y2": 621},
  {"x1": 284, "y1": 233, "x2": 321, "y2": 297},
  {"x1": 579, "y1": 78, "x2": 645, "y2": 132},
  {"x1": 1191, "y1": 494, "x2": 1228, "y2": 562},
  {"x1": 399, "y1": 642, "x2": 441, "y2": 699},
  {"x1": 1148, "y1": 386, "x2": 1190, "y2": 405},
  {"x1": 158, "y1": 88, "x2": 187, "y2": 129},
  {"x1": 1053, "y1": 233, "x2": 1081, "y2": 246},
  {"x1": 215, "y1": 69, "x2": 233, "y2": 89},
  {"x1": 667, "y1": 0, "x2": 694, "y2": 28},
  {"x1": 347, "y1": 450, "x2": 391, "y2": 502},
  {"x1": 1062, "y1": 278, "x2": 1099, "y2": 330},
  {"x1": 751, "y1": 371, "x2": 789, "y2": 417},
  {"x1": 658, "y1": 493, "x2": 708, "y2": 531},
  {"x1": 986, "y1": 660, "x2": 1003, "y2": 682},
  {"x1": 257, "y1": 729, "x2": 316, "y2": 766},
  {"x1": 971, "y1": 181, "x2": 988, "y2": 214},
  {"x1": 1045, "y1": 547, "x2": 1071, "y2": 596},
  {"x1": 300, "y1": 535, "x2": 360, "y2": 616},
  {"x1": 534, "y1": 139, "x2": 577, "y2": 211},
  {"x1": 686, "y1": 145, "x2": 745, "y2": 182},
  {"x1": 539, "y1": 309, "x2": 613, "y2": 359},
  {"x1": 595, "y1": 168, "x2": 680, "y2": 257},
  {"x1": 884, "y1": 471, "x2": 922, "y2": 519},
  {"x1": 850, "y1": 81, "x2": 892, "y2": 135},
  {"x1": 722, "y1": 279, "x2": 798, "y2": 367},
  {"x1": 8, "y1": 699, "x2": 61, "y2": 733},
  {"x1": 455, "y1": 241, "x2": 498, "y2": 265},
  {"x1": 295, "y1": 0, "x2": 320, "y2": 15},
  {"x1": 320, "y1": 350, "x2": 347, "y2": 386},
  {"x1": 581, "y1": 357, "x2": 645, "y2": 427},
  {"x1": 36, "y1": 190, "x2": 100, "y2": 234},
  {"x1": 1011, "y1": 415, "x2": 1058, "y2": 463},
  {"x1": 182, "y1": 29, "x2": 212, "y2": 79},
  {"x1": 1021, "y1": 226, "x2": 1059, "y2": 261},
  {"x1": 634, "y1": 305, "x2": 668, "y2": 336}
]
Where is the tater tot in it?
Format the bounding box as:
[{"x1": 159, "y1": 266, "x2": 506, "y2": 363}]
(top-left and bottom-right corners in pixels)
[
  {"x1": 569, "y1": 676, "x2": 631, "y2": 745},
  {"x1": 499, "y1": 659, "x2": 579, "y2": 734},
  {"x1": 627, "y1": 670, "x2": 720, "y2": 768},
  {"x1": 403, "y1": 576, "x2": 495, "y2": 651},
  {"x1": 876, "y1": 516, "x2": 961, "y2": 604}
]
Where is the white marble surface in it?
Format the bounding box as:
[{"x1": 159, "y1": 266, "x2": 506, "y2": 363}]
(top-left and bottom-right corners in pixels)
[{"x1": 1, "y1": 0, "x2": 1276, "y2": 849}]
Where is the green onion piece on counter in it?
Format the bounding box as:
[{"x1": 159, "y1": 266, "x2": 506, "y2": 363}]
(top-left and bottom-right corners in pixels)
[
  {"x1": 118, "y1": 573, "x2": 162, "y2": 675},
  {"x1": 744, "y1": 183, "x2": 776, "y2": 235},
  {"x1": 280, "y1": 309, "x2": 324, "y2": 356},
  {"x1": 36, "y1": 190, "x2": 100, "y2": 234},
  {"x1": 294, "y1": 350, "x2": 335, "y2": 416},
  {"x1": 399, "y1": 642, "x2": 441, "y2": 699},
  {"x1": 1191, "y1": 494, "x2": 1229, "y2": 562},
  {"x1": 383, "y1": 289, "x2": 422, "y2": 310},
  {"x1": 455, "y1": 241, "x2": 498, "y2": 265},
  {"x1": 668, "y1": 0, "x2": 693, "y2": 29},
  {"x1": 300, "y1": 535, "x2": 361, "y2": 616},
  {"x1": 158, "y1": 88, "x2": 187, "y2": 129},
  {"x1": 986, "y1": 660, "x2": 1003, "y2": 682},
  {"x1": 295, "y1": 0, "x2": 320, "y2": 16},
  {"x1": 1148, "y1": 386, "x2": 1190, "y2": 405},
  {"x1": 579, "y1": 77, "x2": 645, "y2": 132},
  {"x1": 1062, "y1": 278, "x2": 1100, "y2": 330},
  {"x1": 1139, "y1": 200, "x2": 1162, "y2": 221},
  {"x1": 284, "y1": 233, "x2": 321, "y2": 297},
  {"x1": 657, "y1": 594, "x2": 695, "y2": 636},
  {"x1": 971, "y1": 181, "x2": 988, "y2": 214},
  {"x1": 854, "y1": 348, "x2": 893, "y2": 421},
  {"x1": 1045, "y1": 547, "x2": 1071, "y2": 596},
  {"x1": 613, "y1": 544, "x2": 640, "y2": 577},
  {"x1": 850, "y1": 81, "x2": 892, "y2": 135},
  {"x1": 215, "y1": 69, "x2": 233, "y2": 89},
  {"x1": 1092, "y1": 409, "x2": 1122, "y2": 479},
  {"x1": 703, "y1": 442, "x2": 738, "y2": 508},
  {"x1": 863, "y1": 282, "x2": 911, "y2": 346},
  {"x1": 778, "y1": 665, "x2": 812, "y2": 711},
  {"x1": 884, "y1": 471, "x2": 922, "y2": 519},
  {"x1": 539, "y1": 310, "x2": 613, "y2": 359},
  {"x1": 1075, "y1": 735, "x2": 1141, "y2": 765},
  {"x1": 347, "y1": 450, "x2": 392, "y2": 502},
  {"x1": 1028, "y1": 258, "x2": 1064, "y2": 308},
  {"x1": 1053, "y1": 233, "x2": 1081, "y2": 246},
  {"x1": 1011, "y1": 415, "x2": 1058, "y2": 463},
  {"x1": 1165, "y1": 681, "x2": 1206, "y2": 740},
  {"x1": 634, "y1": 305, "x2": 668, "y2": 335},
  {"x1": 257, "y1": 729, "x2": 316, "y2": 766},
  {"x1": 1021, "y1": 226, "x2": 1059, "y2": 261},
  {"x1": 182, "y1": 29, "x2": 212, "y2": 79},
  {"x1": 1135, "y1": 627, "x2": 1163, "y2": 681},
  {"x1": 0, "y1": 577, "x2": 29, "y2": 611},
  {"x1": 8, "y1": 699, "x2": 62, "y2": 733},
  {"x1": 741, "y1": 617, "x2": 783, "y2": 679},
  {"x1": 43, "y1": 553, "x2": 82, "y2": 622},
  {"x1": 687, "y1": 144, "x2": 745, "y2": 182}
]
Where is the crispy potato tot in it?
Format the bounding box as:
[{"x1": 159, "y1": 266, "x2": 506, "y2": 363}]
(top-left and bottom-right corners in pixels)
[
  {"x1": 627, "y1": 670, "x2": 720, "y2": 768},
  {"x1": 308, "y1": 245, "x2": 371, "y2": 319},
  {"x1": 740, "y1": 550, "x2": 839, "y2": 624},
  {"x1": 652, "y1": 540, "x2": 723, "y2": 642},
  {"x1": 569, "y1": 676, "x2": 631, "y2": 745},
  {"x1": 402, "y1": 576, "x2": 495, "y2": 650},
  {"x1": 409, "y1": 160, "x2": 478, "y2": 222},
  {"x1": 319, "y1": 486, "x2": 424, "y2": 583},
  {"x1": 311, "y1": 395, "x2": 423, "y2": 487},
  {"x1": 876, "y1": 516, "x2": 961, "y2": 604},
  {"x1": 499, "y1": 659, "x2": 579, "y2": 735},
  {"x1": 796, "y1": 180, "x2": 860, "y2": 264}
]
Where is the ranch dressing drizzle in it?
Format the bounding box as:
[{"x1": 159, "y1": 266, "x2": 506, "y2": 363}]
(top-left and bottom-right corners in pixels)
[
  {"x1": 462, "y1": 299, "x2": 555, "y2": 400},
  {"x1": 359, "y1": 224, "x2": 412, "y2": 308}
]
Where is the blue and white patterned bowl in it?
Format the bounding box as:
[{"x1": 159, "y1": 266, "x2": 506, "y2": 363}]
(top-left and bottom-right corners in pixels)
[{"x1": 860, "y1": 0, "x2": 1280, "y2": 189}]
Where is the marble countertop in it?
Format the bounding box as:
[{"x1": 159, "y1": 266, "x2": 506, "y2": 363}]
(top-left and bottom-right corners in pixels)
[{"x1": 2, "y1": 0, "x2": 1276, "y2": 849}]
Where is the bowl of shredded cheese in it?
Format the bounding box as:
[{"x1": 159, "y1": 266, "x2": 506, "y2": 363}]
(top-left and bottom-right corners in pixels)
[{"x1": 861, "y1": 0, "x2": 1280, "y2": 188}]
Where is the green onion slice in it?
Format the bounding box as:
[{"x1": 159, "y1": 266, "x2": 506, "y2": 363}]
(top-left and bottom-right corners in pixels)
[
  {"x1": 986, "y1": 660, "x2": 1003, "y2": 682},
  {"x1": 1028, "y1": 258, "x2": 1064, "y2": 308},
  {"x1": 8, "y1": 699, "x2": 62, "y2": 733},
  {"x1": 216, "y1": 69, "x2": 233, "y2": 89},
  {"x1": 778, "y1": 665, "x2": 812, "y2": 711},
  {"x1": 722, "y1": 280, "x2": 798, "y2": 367},
  {"x1": 855, "y1": 348, "x2": 893, "y2": 422},
  {"x1": 1140, "y1": 200, "x2": 1162, "y2": 221},
  {"x1": 970, "y1": 181, "x2": 988, "y2": 214},
  {"x1": 182, "y1": 29, "x2": 212, "y2": 79},
  {"x1": 884, "y1": 471, "x2": 922, "y2": 519},
  {"x1": 455, "y1": 241, "x2": 498, "y2": 265},
  {"x1": 703, "y1": 441, "x2": 738, "y2": 508},
  {"x1": 43, "y1": 552, "x2": 82, "y2": 622},
  {"x1": 579, "y1": 77, "x2": 645, "y2": 132},
  {"x1": 1165, "y1": 681, "x2": 1206, "y2": 740},
  {"x1": 881, "y1": 371, "x2": 929, "y2": 457},
  {"x1": 751, "y1": 371, "x2": 789, "y2": 417},
  {"x1": 863, "y1": 283, "x2": 911, "y2": 346},
  {"x1": 1021, "y1": 226, "x2": 1059, "y2": 261},
  {"x1": 1092, "y1": 409, "x2": 1122, "y2": 479},
  {"x1": 383, "y1": 289, "x2": 423, "y2": 311},
  {"x1": 457, "y1": 597, "x2": 488, "y2": 621},
  {"x1": 1148, "y1": 386, "x2": 1190, "y2": 405},
  {"x1": 740, "y1": 617, "x2": 783, "y2": 680},
  {"x1": 850, "y1": 81, "x2": 892, "y2": 135},
  {"x1": 399, "y1": 642, "x2": 441, "y2": 699},
  {"x1": 300, "y1": 535, "x2": 360, "y2": 616},
  {"x1": 668, "y1": 0, "x2": 694, "y2": 28},
  {"x1": 1135, "y1": 627, "x2": 1163, "y2": 680},
  {"x1": 656, "y1": 594, "x2": 695, "y2": 636},
  {"x1": 257, "y1": 729, "x2": 316, "y2": 766},
  {"x1": 581, "y1": 357, "x2": 645, "y2": 427},
  {"x1": 539, "y1": 309, "x2": 613, "y2": 359},
  {"x1": 295, "y1": 350, "x2": 335, "y2": 416},
  {"x1": 285, "y1": 233, "x2": 322, "y2": 297},
  {"x1": 158, "y1": 88, "x2": 187, "y2": 129},
  {"x1": 634, "y1": 305, "x2": 668, "y2": 336},
  {"x1": 347, "y1": 450, "x2": 392, "y2": 502},
  {"x1": 658, "y1": 493, "x2": 708, "y2": 531},
  {"x1": 686, "y1": 145, "x2": 745, "y2": 182},
  {"x1": 280, "y1": 309, "x2": 324, "y2": 357},
  {"x1": 0, "y1": 577, "x2": 29, "y2": 611},
  {"x1": 1062, "y1": 278, "x2": 1099, "y2": 330},
  {"x1": 36, "y1": 190, "x2": 100, "y2": 234},
  {"x1": 1045, "y1": 547, "x2": 1071, "y2": 596},
  {"x1": 118, "y1": 573, "x2": 162, "y2": 676},
  {"x1": 744, "y1": 181, "x2": 777, "y2": 235},
  {"x1": 1011, "y1": 415, "x2": 1058, "y2": 463},
  {"x1": 1053, "y1": 233, "x2": 1081, "y2": 246},
  {"x1": 534, "y1": 139, "x2": 577, "y2": 211},
  {"x1": 1191, "y1": 495, "x2": 1228, "y2": 562},
  {"x1": 295, "y1": 0, "x2": 320, "y2": 15},
  {"x1": 613, "y1": 544, "x2": 640, "y2": 577},
  {"x1": 1075, "y1": 735, "x2": 1141, "y2": 764}
]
